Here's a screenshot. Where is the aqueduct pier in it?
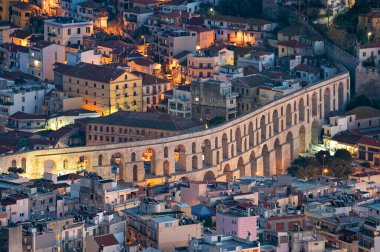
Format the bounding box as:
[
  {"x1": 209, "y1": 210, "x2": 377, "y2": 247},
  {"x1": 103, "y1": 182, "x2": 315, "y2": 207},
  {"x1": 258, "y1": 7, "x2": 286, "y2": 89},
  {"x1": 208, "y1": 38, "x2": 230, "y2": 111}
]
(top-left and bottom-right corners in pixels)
[{"x1": 0, "y1": 69, "x2": 350, "y2": 185}]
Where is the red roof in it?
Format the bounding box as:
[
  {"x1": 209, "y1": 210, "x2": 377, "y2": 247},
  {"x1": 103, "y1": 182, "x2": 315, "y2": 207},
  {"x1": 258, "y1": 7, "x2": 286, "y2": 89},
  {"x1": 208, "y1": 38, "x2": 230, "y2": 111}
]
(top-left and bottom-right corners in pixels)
[
  {"x1": 358, "y1": 136, "x2": 380, "y2": 148},
  {"x1": 10, "y1": 112, "x2": 45, "y2": 120},
  {"x1": 277, "y1": 40, "x2": 309, "y2": 49},
  {"x1": 93, "y1": 234, "x2": 119, "y2": 248},
  {"x1": 294, "y1": 64, "x2": 320, "y2": 73},
  {"x1": 8, "y1": 194, "x2": 28, "y2": 200}
]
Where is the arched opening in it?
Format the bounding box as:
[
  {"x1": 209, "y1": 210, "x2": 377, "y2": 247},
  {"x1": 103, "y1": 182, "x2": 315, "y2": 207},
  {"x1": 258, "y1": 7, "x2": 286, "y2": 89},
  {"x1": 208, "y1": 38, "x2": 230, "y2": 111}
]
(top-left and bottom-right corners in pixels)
[
  {"x1": 238, "y1": 157, "x2": 245, "y2": 177},
  {"x1": 174, "y1": 145, "x2": 186, "y2": 172},
  {"x1": 202, "y1": 140, "x2": 212, "y2": 167},
  {"x1": 204, "y1": 171, "x2": 216, "y2": 182},
  {"x1": 324, "y1": 88, "x2": 331, "y2": 119},
  {"x1": 272, "y1": 110, "x2": 279, "y2": 134},
  {"x1": 299, "y1": 98, "x2": 305, "y2": 122},
  {"x1": 216, "y1": 151, "x2": 220, "y2": 164},
  {"x1": 311, "y1": 120, "x2": 320, "y2": 144},
  {"x1": 274, "y1": 139, "x2": 283, "y2": 174},
  {"x1": 192, "y1": 155, "x2": 198, "y2": 170},
  {"x1": 163, "y1": 160, "x2": 170, "y2": 176},
  {"x1": 110, "y1": 153, "x2": 123, "y2": 177},
  {"x1": 192, "y1": 143, "x2": 196, "y2": 154},
  {"x1": 77, "y1": 156, "x2": 90, "y2": 170},
  {"x1": 250, "y1": 151, "x2": 257, "y2": 176},
  {"x1": 248, "y1": 122, "x2": 254, "y2": 147},
  {"x1": 223, "y1": 163, "x2": 233, "y2": 182},
  {"x1": 131, "y1": 152, "x2": 136, "y2": 162},
  {"x1": 181, "y1": 176, "x2": 190, "y2": 182},
  {"x1": 286, "y1": 104, "x2": 292, "y2": 128},
  {"x1": 222, "y1": 133, "x2": 228, "y2": 159},
  {"x1": 63, "y1": 159, "x2": 68, "y2": 170},
  {"x1": 98, "y1": 155, "x2": 103, "y2": 166},
  {"x1": 260, "y1": 115, "x2": 266, "y2": 142},
  {"x1": 215, "y1": 137, "x2": 218, "y2": 149},
  {"x1": 235, "y1": 127, "x2": 242, "y2": 154},
  {"x1": 312, "y1": 93, "x2": 318, "y2": 117},
  {"x1": 11, "y1": 160, "x2": 16, "y2": 168},
  {"x1": 299, "y1": 125, "x2": 306, "y2": 153},
  {"x1": 231, "y1": 144, "x2": 235, "y2": 157},
  {"x1": 286, "y1": 132, "x2": 294, "y2": 163},
  {"x1": 164, "y1": 147, "x2": 168, "y2": 158},
  {"x1": 44, "y1": 160, "x2": 57, "y2": 174},
  {"x1": 142, "y1": 148, "x2": 155, "y2": 175},
  {"x1": 132, "y1": 165, "x2": 138, "y2": 181},
  {"x1": 338, "y1": 82, "x2": 344, "y2": 110},
  {"x1": 21, "y1": 158, "x2": 26, "y2": 171},
  {"x1": 262, "y1": 145, "x2": 270, "y2": 177}
]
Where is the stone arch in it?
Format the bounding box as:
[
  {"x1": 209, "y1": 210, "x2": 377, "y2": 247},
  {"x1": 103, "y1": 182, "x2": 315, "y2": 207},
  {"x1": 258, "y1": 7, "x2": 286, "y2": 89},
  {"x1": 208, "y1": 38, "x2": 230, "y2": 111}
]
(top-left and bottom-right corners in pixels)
[
  {"x1": 324, "y1": 88, "x2": 331, "y2": 119},
  {"x1": 250, "y1": 151, "x2": 257, "y2": 176},
  {"x1": 248, "y1": 122, "x2": 254, "y2": 147},
  {"x1": 163, "y1": 160, "x2": 170, "y2": 176},
  {"x1": 110, "y1": 153, "x2": 123, "y2": 176},
  {"x1": 192, "y1": 155, "x2": 198, "y2": 170},
  {"x1": 260, "y1": 115, "x2": 266, "y2": 142},
  {"x1": 131, "y1": 152, "x2": 136, "y2": 162},
  {"x1": 238, "y1": 157, "x2": 245, "y2": 177},
  {"x1": 164, "y1": 147, "x2": 169, "y2": 158},
  {"x1": 299, "y1": 98, "x2": 305, "y2": 122},
  {"x1": 98, "y1": 154, "x2": 103, "y2": 166},
  {"x1": 44, "y1": 160, "x2": 57, "y2": 174},
  {"x1": 142, "y1": 148, "x2": 155, "y2": 175},
  {"x1": 312, "y1": 93, "x2": 318, "y2": 117},
  {"x1": 286, "y1": 132, "x2": 294, "y2": 163},
  {"x1": 299, "y1": 125, "x2": 306, "y2": 153},
  {"x1": 223, "y1": 163, "x2": 233, "y2": 182},
  {"x1": 262, "y1": 145, "x2": 270, "y2": 177},
  {"x1": 191, "y1": 143, "x2": 196, "y2": 154},
  {"x1": 11, "y1": 159, "x2": 16, "y2": 167},
  {"x1": 132, "y1": 165, "x2": 138, "y2": 181},
  {"x1": 77, "y1": 156, "x2": 90, "y2": 170},
  {"x1": 286, "y1": 104, "x2": 292, "y2": 128},
  {"x1": 235, "y1": 127, "x2": 242, "y2": 154},
  {"x1": 311, "y1": 120, "x2": 320, "y2": 144},
  {"x1": 272, "y1": 110, "x2": 279, "y2": 134},
  {"x1": 21, "y1": 158, "x2": 26, "y2": 171},
  {"x1": 204, "y1": 171, "x2": 216, "y2": 182},
  {"x1": 202, "y1": 139, "x2": 212, "y2": 167},
  {"x1": 338, "y1": 82, "x2": 344, "y2": 110},
  {"x1": 222, "y1": 133, "x2": 228, "y2": 159},
  {"x1": 174, "y1": 145, "x2": 186, "y2": 172},
  {"x1": 274, "y1": 138, "x2": 283, "y2": 174}
]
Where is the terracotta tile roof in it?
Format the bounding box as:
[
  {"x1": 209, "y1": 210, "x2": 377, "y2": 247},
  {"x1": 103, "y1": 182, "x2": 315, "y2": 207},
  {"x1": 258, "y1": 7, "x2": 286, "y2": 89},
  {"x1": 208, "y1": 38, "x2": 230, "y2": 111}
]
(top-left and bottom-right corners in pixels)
[
  {"x1": 206, "y1": 14, "x2": 272, "y2": 26},
  {"x1": 359, "y1": 40, "x2": 380, "y2": 49},
  {"x1": 277, "y1": 40, "x2": 309, "y2": 48},
  {"x1": 159, "y1": 10, "x2": 194, "y2": 18},
  {"x1": 57, "y1": 173, "x2": 83, "y2": 181},
  {"x1": 347, "y1": 106, "x2": 380, "y2": 120},
  {"x1": 294, "y1": 64, "x2": 320, "y2": 73},
  {"x1": 31, "y1": 40, "x2": 54, "y2": 49},
  {"x1": 231, "y1": 74, "x2": 271, "y2": 88},
  {"x1": 7, "y1": 130, "x2": 34, "y2": 138},
  {"x1": 8, "y1": 194, "x2": 28, "y2": 200},
  {"x1": 361, "y1": 11, "x2": 380, "y2": 19},
  {"x1": 96, "y1": 40, "x2": 131, "y2": 49},
  {"x1": 358, "y1": 136, "x2": 380, "y2": 147},
  {"x1": 49, "y1": 125, "x2": 76, "y2": 140},
  {"x1": 173, "y1": 50, "x2": 191, "y2": 59},
  {"x1": 132, "y1": 71, "x2": 170, "y2": 86},
  {"x1": 88, "y1": 111, "x2": 203, "y2": 131},
  {"x1": 186, "y1": 17, "x2": 204, "y2": 26},
  {"x1": 10, "y1": 112, "x2": 45, "y2": 120},
  {"x1": 10, "y1": 29, "x2": 31, "y2": 39},
  {"x1": 331, "y1": 131, "x2": 361, "y2": 145},
  {"x1": 278, "y1": 25, "x2": 308, "y2": 37},
  {"x1": 131, "y1": 57, "x2": 155, "y2": 66},
  {"x1": 11, "y1": 2, "x2": 40, "y2": 11},
  {"x1": 60, "y1": 63, "x2": 133, "y2": 83},
  {"x1": 187, "y1": 25, "x2": 213, "y2": 33},
  {"x1": 133, "y1": 0, "x2": 163, "y2": 4},
  {"x1": 0, "y1": 43, "x2": 28, "y2": 53},
  {"x1": 0, "y1": 71, "x2": 38, "y2": 81},
  {"x1": 0, "y1": 146, "x2": 14, "y2": 155},
  {"x1": 93, "y1": 234, "x2": 119, "y2": 247}
]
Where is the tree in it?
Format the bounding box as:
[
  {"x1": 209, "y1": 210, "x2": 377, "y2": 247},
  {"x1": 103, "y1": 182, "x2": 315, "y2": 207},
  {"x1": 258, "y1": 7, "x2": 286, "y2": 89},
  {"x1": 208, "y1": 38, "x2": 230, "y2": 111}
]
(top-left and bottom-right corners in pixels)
[
  {"x1": 329, "y1": 158, "x2": 354, "y2": 178},
  {"x1": 345, "y1": 95, "x2": 372, "y2": 111},
  {"x1": 334, "y1": 149, "x2": 353, "y2": 164},
  {"x1": 216, "y1": 0, "x2": 262, "y2": 18},
  {"x1": 288, "y1": 157, "x2": 321, "y2": 180},
  {"x1": 8, "y1": 167, "x2": 23, "y2": 174},
  {"x1": 315, "y1": 150, "x2": 332, "y2": 167}
]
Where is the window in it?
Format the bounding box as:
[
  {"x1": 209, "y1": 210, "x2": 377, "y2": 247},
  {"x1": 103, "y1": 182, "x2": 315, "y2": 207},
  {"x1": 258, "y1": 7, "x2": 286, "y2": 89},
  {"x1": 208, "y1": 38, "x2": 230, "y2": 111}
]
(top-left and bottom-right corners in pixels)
[
  {"x1": 22, "y1": 97, "x2": 25, "y2": 102},
  {"x1": 77, "y1": 28, "x2": 81, "y2": 34},
  {"x1": 86, "y1": 27, "x2": 91, "y2": 33},
  {"x1": 67, "y1": 28, "x2": 71, "y2": 35},
  {"x1": 363, "y1": 52, "x2": 366, "y2": 57}
]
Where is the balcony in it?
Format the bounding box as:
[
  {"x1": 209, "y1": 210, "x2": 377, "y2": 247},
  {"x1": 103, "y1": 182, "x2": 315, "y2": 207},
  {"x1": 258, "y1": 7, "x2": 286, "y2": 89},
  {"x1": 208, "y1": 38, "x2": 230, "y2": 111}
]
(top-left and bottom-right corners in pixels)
[{"x1": 47, "y1": 32, "x2": 57, "y2": 37}]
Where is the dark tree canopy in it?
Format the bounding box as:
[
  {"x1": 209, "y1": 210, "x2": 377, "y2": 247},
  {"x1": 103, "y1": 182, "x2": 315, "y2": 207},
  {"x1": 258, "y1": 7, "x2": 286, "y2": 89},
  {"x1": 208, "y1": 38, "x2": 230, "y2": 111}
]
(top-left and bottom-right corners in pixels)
[{"x1": 216, "y1": 0, "x2": 262, "y2": 18}]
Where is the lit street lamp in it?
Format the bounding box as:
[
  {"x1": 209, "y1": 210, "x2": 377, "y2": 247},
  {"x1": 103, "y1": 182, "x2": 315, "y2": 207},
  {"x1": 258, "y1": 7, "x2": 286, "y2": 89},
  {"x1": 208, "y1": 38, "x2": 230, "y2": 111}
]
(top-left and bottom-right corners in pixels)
[{"x1": 368, "y1": 32, "x2": 372, "y2": 42}]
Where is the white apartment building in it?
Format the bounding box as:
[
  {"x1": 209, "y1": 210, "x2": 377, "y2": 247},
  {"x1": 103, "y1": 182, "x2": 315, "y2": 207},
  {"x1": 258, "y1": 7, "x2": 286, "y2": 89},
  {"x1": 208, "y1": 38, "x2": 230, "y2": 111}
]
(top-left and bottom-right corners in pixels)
[
  {"x1": 29, "y1": 41, "x2": 65, "y2": 81},
  {"x1": 358, "y1": 41, "x2": 380, "y2": 66},
  {"x1": 66, "y1": 48, "x2": 102, "y2": 65},
  {"x1": 44, "y1": 16, "x2": 94, "y2": 46},
  {"x1": 168, "y1": 85, "x2": 192, "y2": 118},
  {"x1": 0, "y1": 84, "x2": 48, "y2": 123}
]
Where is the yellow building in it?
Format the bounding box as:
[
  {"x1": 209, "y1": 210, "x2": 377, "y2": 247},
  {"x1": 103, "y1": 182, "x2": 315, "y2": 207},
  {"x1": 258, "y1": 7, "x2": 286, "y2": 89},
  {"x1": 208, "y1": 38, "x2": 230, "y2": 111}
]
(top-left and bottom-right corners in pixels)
[
  {"x1": 10, "y1": 29, "x2": 31, "y2": 46},
  {"x1": 60, "y1": 63, "x2": 143, "y2": 115},
  {"x1": 0, "y1": 0, "x2": 27, "y2": 21},
  {"x1": 10, "y1": 2, "x2": 40, "y2": 28}
]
